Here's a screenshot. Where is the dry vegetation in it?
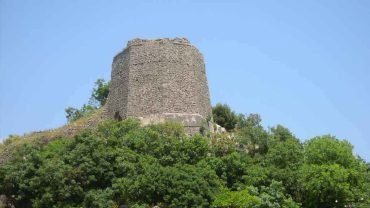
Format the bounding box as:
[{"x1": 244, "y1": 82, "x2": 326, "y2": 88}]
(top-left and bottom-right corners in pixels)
[{"x1": 0, "y1": 106, "x2": 108, "y2": 164}]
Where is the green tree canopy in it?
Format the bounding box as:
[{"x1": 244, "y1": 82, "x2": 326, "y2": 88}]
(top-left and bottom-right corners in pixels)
[
  {"x1": 304, "y1": 135, "x2": 356, "y2": 168},
  {"x1": 212, "y1": 104, "x2": 238, "y2": 131},
  {"x1": 2, "y1": 104, "x2": 369, "y2": 208},
  {"x1": 236, "y1": 114, "x2": 269, "y2": 155},
  {"x1": 89, "y1": 78, "x2": 110, "y2": 107}
]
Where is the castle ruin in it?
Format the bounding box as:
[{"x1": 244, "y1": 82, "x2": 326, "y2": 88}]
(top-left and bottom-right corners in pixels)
[{"x1": 107, "y1": 38, "x2": 212, "y2": 134}]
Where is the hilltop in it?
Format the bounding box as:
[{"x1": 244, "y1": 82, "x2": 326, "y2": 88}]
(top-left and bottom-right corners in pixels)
[{"x1": 0, "y1": 99, "x2": 369, "y2": 207}]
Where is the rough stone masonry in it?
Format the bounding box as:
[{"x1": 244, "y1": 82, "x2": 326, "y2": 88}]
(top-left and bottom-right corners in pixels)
[{"x1": 107, "y1": 38, "x2": 213, "y2": 134}]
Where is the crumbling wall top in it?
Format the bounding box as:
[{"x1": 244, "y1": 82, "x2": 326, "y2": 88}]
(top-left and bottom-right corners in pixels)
[
  {"x1": 127, "y1": 37, "x2": 191, "y2": 47},
  {"x1": 113, "y1": 37, "x2": 195, "y2": 63}
]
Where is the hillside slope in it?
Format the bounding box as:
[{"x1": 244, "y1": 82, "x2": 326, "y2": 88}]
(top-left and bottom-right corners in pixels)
[{"x1": 0, "y1": 106, "x2": 108, "y2": 164}]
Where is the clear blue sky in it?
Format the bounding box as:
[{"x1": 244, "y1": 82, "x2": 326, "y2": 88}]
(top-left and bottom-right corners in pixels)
[{"x1": 1, "y1": 0, "x2": 369, "y2": 161}]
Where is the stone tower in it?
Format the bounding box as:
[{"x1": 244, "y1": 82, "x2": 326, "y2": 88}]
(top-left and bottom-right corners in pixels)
[{"x1": 107, "y1": 38, "x2": 212, "y2": 134}]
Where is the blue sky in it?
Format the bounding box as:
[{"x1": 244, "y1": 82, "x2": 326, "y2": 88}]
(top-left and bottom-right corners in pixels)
[{"x1": 0, "y1": 0, "x2": 369, "y2": 161}]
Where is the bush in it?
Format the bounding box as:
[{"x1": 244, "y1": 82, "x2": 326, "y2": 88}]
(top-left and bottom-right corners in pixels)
[{"x1": 65, "y1": 104, "x2": 96, "y2": 122}]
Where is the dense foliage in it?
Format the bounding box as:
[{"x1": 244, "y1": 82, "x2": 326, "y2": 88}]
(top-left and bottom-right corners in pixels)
[
  {"x1": 212, "y1": 104, "x2": 238, "y2": 131},
  {"x1": 1, "y1": 114, "x2": 369, "y2": 207}
]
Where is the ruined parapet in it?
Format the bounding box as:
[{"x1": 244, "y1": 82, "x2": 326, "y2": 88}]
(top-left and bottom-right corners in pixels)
[{"x1": 107, "y1": 38, "x2": 212, "y2": 134}]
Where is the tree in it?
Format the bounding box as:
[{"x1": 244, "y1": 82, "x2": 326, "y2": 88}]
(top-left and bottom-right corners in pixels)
[
  {"x1": 258, "y1": 181, "x2": 300, "y2": 208},
  {"x1": 214, "y1": 152, "x2": 252, "y2": 189},
  {"x1": 304, "y1": 135, "x2": 356, "y2": 168},
  {"x1": 265, "y1": 125, "x2": 303, "y2": 200},
  {"x1": 266, "y1": 125, "x2": 303, "y2": 168},
  {"x1": 65, "y1": 78, "x2": 110, "y2": 122},
  {"x1": 89, "y1": 79, "x2": 110, "y2": 107},
  {"x1": 236, "y1": 114, "x2": 269, "y2": 155},
  {"x1": 298, "y1": 164, "x2": 352, "y2": 208},
  {"x1": 298, "y1": 135, "x2": 370, "y2": 208},
  {"x1": 212, "y1": 104, "x2": 238, "y2": 131}
]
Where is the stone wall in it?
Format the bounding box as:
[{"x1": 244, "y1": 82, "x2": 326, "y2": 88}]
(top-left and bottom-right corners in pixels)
[{"x1": 107, "y1": 38, "x2": 212, "y2": 134}]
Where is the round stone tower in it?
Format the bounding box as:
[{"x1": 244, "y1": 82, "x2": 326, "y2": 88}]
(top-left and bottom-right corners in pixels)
[{"x1": 107, "y1": 38, "x2": 212, "y2": 134}]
